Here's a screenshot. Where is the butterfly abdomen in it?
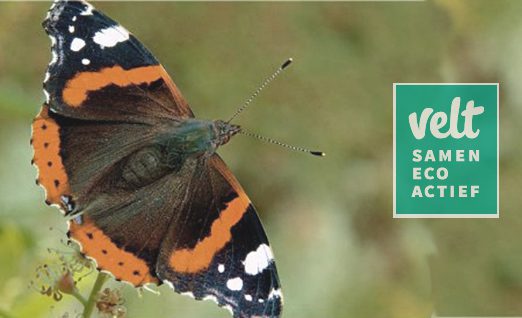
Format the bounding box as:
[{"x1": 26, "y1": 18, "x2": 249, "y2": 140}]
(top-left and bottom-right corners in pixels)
[{"x1": 121, "y1": 145, "x2": 170, "y2": 188}]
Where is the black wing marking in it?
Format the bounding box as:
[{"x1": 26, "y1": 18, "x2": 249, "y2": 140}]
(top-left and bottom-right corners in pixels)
[
  {"x1": 43, "y1": 0, "x2": 193, "y2": 121},
  {"x1": 157, "y1": 155, "x2": 283, "y2": 318}
]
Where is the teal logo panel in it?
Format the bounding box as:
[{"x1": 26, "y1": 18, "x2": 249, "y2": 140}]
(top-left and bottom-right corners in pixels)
[{"x1": 393, "y1": 84, "x2": 499, "y2": 218}]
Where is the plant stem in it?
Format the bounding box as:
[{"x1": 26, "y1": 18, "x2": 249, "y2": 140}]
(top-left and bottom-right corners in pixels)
[
  {"x1": 71, "y1": 289, "x2": 88, "y2": 307},
  {"x1": 83, "y1": 272, "x2": 109, "y2": 318}
]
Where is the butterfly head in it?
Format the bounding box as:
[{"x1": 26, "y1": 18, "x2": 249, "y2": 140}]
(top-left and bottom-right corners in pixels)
[{"x1": 213, "y1": 120, "x2": 241, "y2": 146}]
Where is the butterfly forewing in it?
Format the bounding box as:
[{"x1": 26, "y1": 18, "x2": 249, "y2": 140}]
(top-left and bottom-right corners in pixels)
[{"x1": 43, "y1": 0, "x2": 193, "y2": 121}]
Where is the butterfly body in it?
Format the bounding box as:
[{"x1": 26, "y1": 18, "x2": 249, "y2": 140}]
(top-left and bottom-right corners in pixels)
[
  {"x1": 119, "y1": 118, "x2": 241, "y2": 189},
  {"x1": 161, "y1": 119, "x2": 241, "y2": 163},
  {"x1": 34, "y1": 1, "x2": 282, "y2": 317}
]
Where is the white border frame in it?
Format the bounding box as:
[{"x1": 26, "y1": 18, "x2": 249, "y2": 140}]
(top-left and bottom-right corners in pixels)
[{"x1": 393, "y1": 83, "x2": 500, "y2": 219}]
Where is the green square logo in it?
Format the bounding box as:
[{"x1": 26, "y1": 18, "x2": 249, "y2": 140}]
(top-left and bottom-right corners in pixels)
[{"x1": 393, "y1": 84, "x2": 499, "y2": 218}]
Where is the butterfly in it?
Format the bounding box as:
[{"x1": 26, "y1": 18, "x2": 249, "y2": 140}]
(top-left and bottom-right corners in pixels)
[{"x1": 32, "y1": 1, "x2": 284, "y2": 317}]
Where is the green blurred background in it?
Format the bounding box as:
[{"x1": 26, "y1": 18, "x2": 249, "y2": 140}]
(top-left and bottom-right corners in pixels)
[{"x1": 0, "y1": 1, "x2": 521, "y2": 317}]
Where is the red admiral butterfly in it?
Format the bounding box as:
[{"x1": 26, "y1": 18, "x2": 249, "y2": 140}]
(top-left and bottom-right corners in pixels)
[{"x1": 33, "y1": 1, "x2": 321, "y2": 317}]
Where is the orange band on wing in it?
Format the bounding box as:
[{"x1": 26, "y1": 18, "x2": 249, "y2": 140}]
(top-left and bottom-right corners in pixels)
[
  {"x1": 32, "y1": 105, "x2": 70, "y2": 206},
  {"x1": 62, "y1": 65, "x2": 165, "y2": 107},
  {"x1": 169, "y1": 192, "x2": 250, "y2": 273},
  {"x1": 69, "y1": 217, "x2": 158, "y2": 286}
]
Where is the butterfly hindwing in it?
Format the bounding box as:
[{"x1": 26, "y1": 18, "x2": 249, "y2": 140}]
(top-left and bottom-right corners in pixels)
[
  {"x1": 157, "y1": 155, "x2": 282, "y2": 318},
  {"x1": 34, "y1": 104, "x2": 176, "y2": 285},
  {"x1": 67, "y1": 157, "x2": 201, "y2": 286},
  {"x1": 67, "y1": 153, "x2": 284, "y2": 317},
  {"x1": 32, "y1": 104, "x2": 70, "y2": 206}
]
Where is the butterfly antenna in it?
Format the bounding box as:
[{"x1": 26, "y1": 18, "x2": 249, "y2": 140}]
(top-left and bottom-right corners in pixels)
[
  {"x1": 227, "y1": 58, "x2": 293, "y2": 123},
  {"x1": 240, "y1": 129, "x2": 325, "y2": 157}
]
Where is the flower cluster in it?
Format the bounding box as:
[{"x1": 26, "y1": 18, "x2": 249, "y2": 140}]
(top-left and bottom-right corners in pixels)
[
  {"x1": 30, "y1": 238, "x2": 94, "y2": 297},
  {"x1": 96, "y1": 288, "x2": 126, "y2": 318}
]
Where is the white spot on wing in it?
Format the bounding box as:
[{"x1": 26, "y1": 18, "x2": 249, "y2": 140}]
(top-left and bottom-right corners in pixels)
[
  {"x1": 50, "y1": 50, "x2": 58, "y2": 65},
  {"x1": 92, "y1": 25, "x2": 129, "y2": 49},
  {"x1": 43, "y1": 90, "x2": 50, "y2": 103},
  {"x1": 181, "y1": 291, "x2": 195, "y2": 299},
  {"x1": 81, "y1": 58, "x2": 90, "y2": 65},
  {"x1": 258, "y1": 298, "x2": 264, "y2": 303},
  {"x1": 73, "y1": 215, "x2": 83, "y2": 224},
  {"x1": 68, "y1": 25, "x2": 75, "y2": 33},
  {"x1": 245, "y1": 294, "x2": 253, "y2": 301},
  {"x1": 72, "y1": 16, "x2": 77, "y2": 22},
  {"x1": 268, "y1": 288, "x2": 282, "y2": 300},
  {"x1": 48, "y1": 1, "x2": 65, "y2": 23},
  {"x1": 142, "y1": 284, "x2": 160, "y2": 295},
  {"x1": 243, "y1": 244, "x2": 274, "y2": 275},
  {"x1": 218, "y1": 264, "x2": 225, "y2": 273},
  {"x1": 226, "y1": 277, "x2": 243, "y2": 291},
  {"x1": 44, "y1": 72, "x2": 50, "y2": 83},
  {"x1": 49, "y1": 35, "x2": 57, "y2": 47},
  {"x1": 70, "y1": 38, "x2": 86, "y2": 52},
  {"x1": 203, "y1": 295, "x2": 218, "y2": 304},
  {"x1": 49, "y1": 35, "x2": 58, "y2": 65},
  {"x1": 164, "y1": 280, "x2": 174, "y2": 289},
  {"x1": 80, "y1": 2, "x2": 94, "y2": 16}
]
